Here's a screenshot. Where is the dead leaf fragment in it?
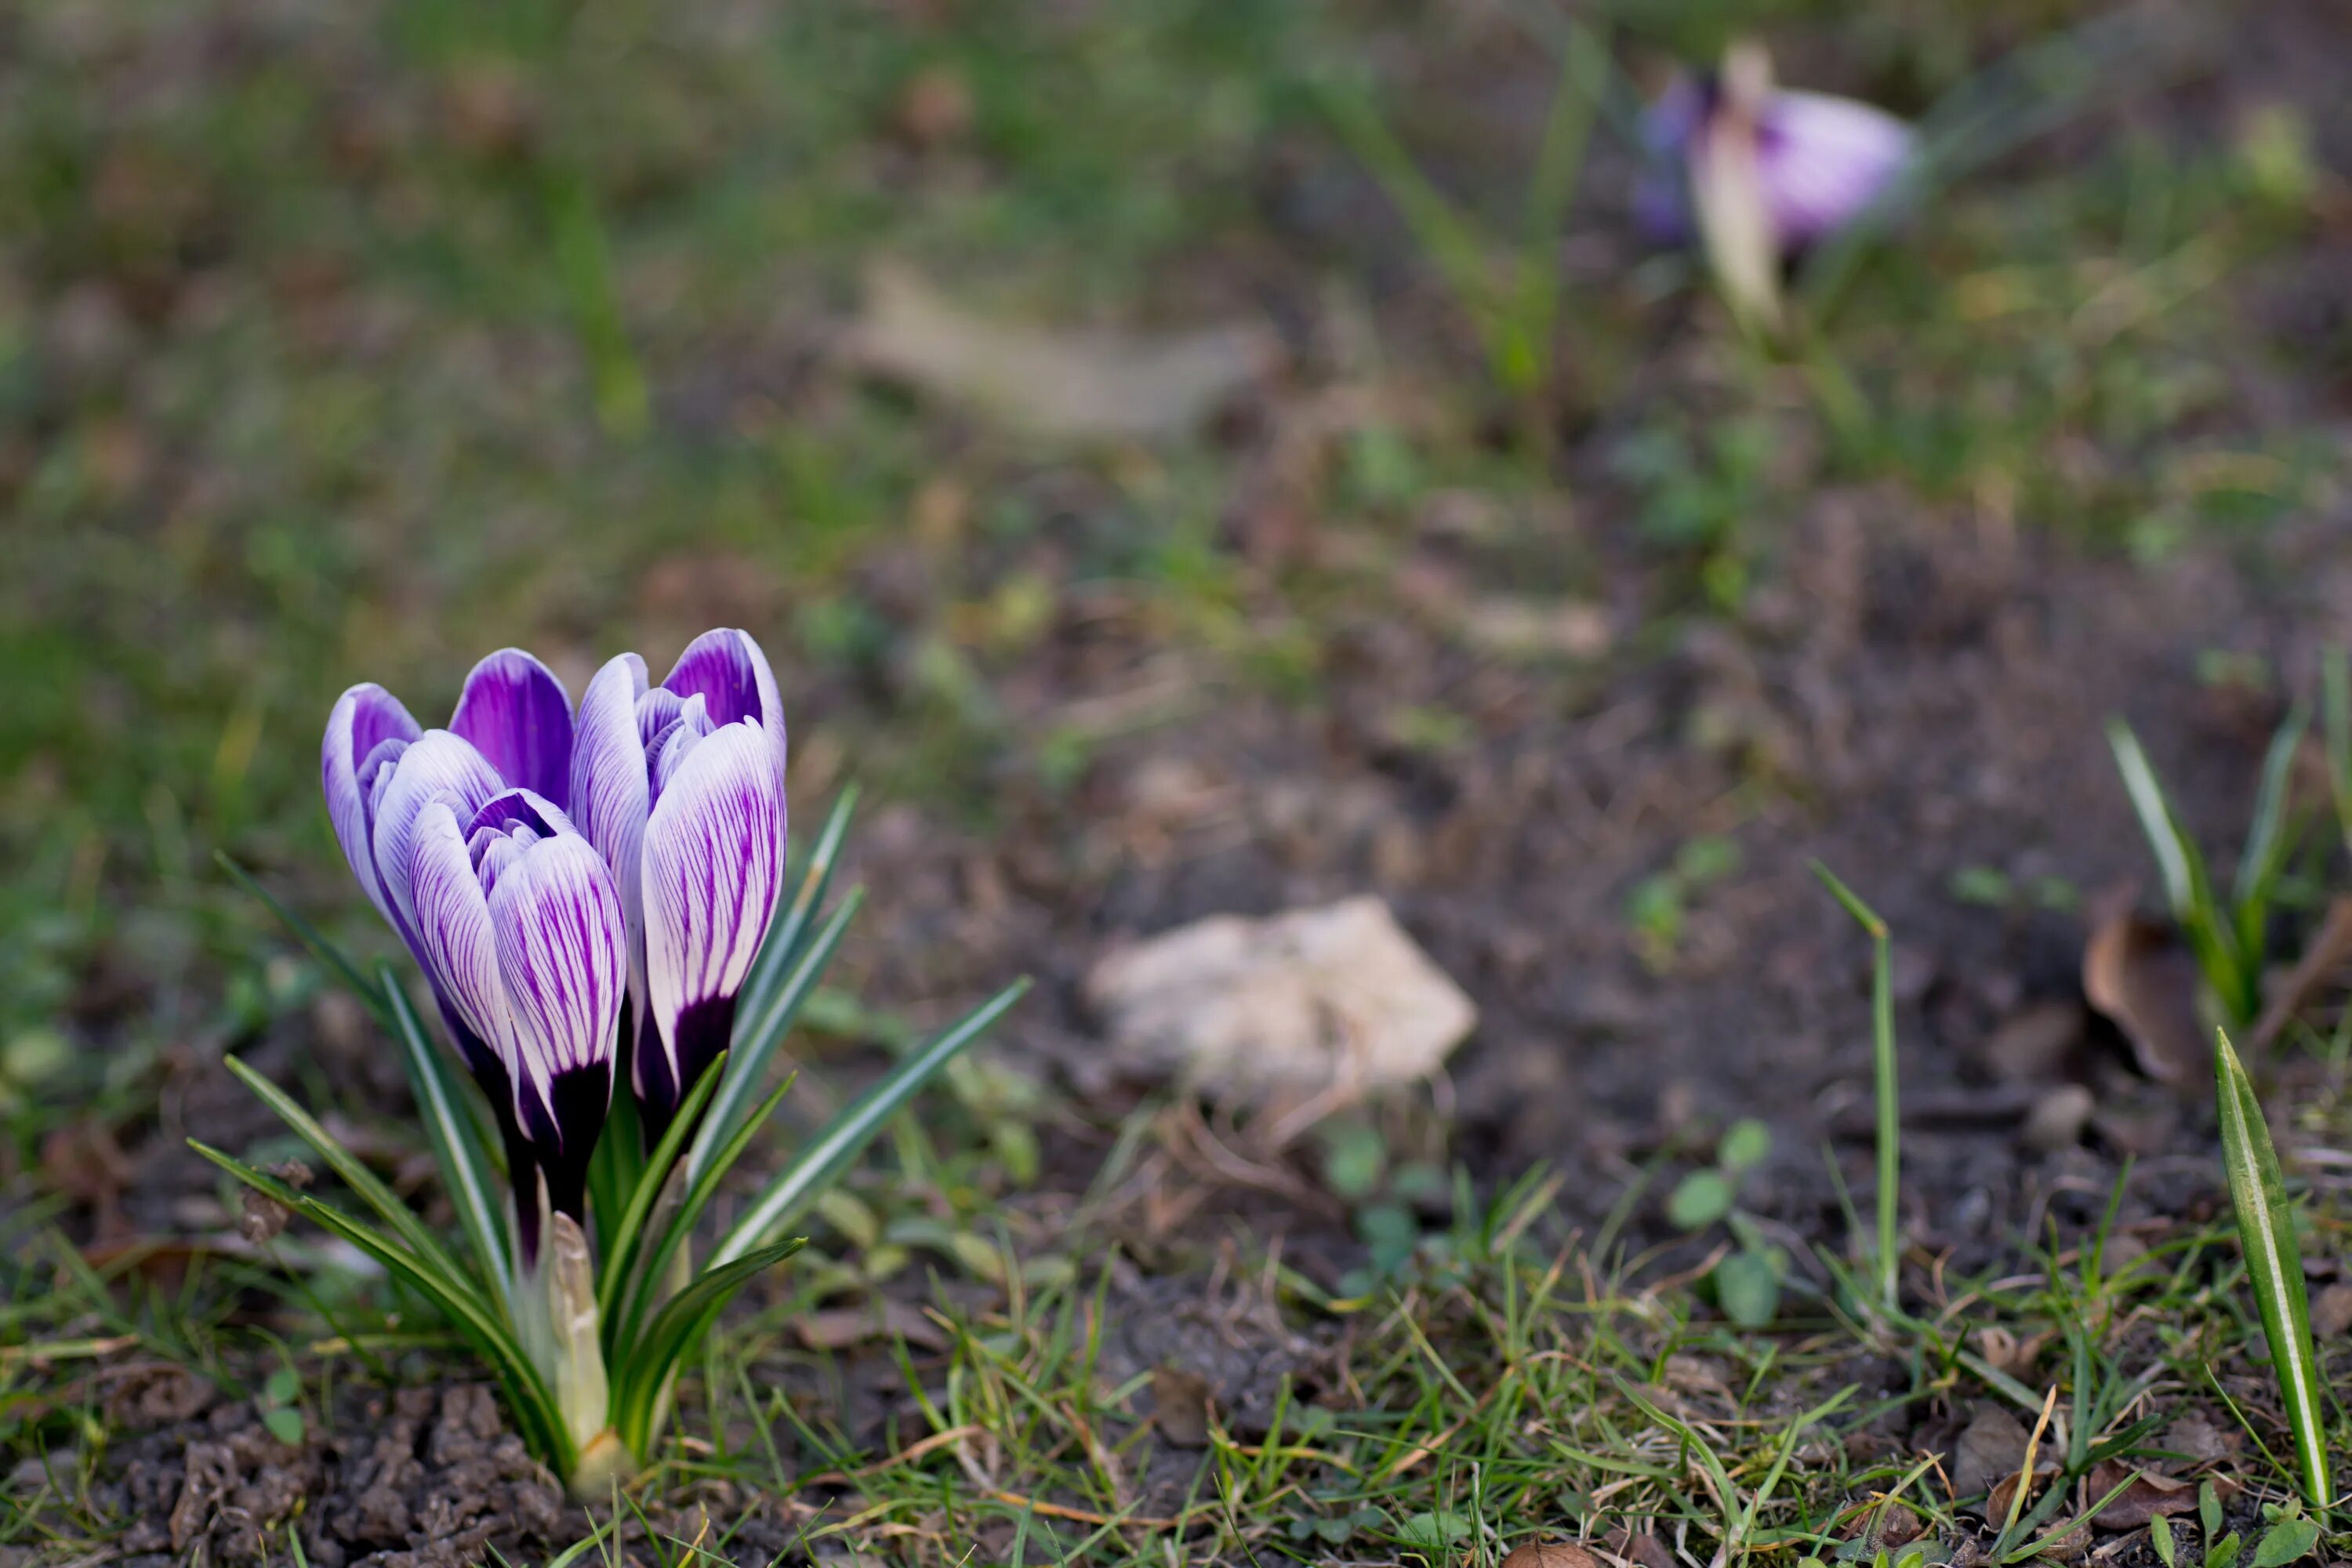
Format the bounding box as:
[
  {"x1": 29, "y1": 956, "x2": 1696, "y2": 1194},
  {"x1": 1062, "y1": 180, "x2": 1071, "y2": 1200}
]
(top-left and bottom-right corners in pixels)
[
  {"x1": 1084, "y1": 895, "x2": 1478, "y2": 1101},
  {"x1": 1973, "y1": 1326, "x2": 2050, "y2": 1381},
  {"x1": 2313, "y1": 1283, "x2": 2352, "y2": 1338},
  {"x1": 1151, "y1": 1366, "x2": 1214, "y2": 1449},
  {"x1": 2086, "y1": 1460, "x2": 2206, "y2": 1529},
  {"x1": 792, "y1": 1299, "x2": 950, "y2": 1353},
  {"x1": 1953, "y1": 1404, "x2": 2033, "y2": 1497},
  {"x1": 2083, "y1": 912, "x2": 2207, "y2": 1091},
  {"x1": 848, "y1": 262, "x2": 1276, "y2": 440},
  {"x1": 1504, "y1": 1545, "x2": 1602, "y2": 1568},
  {"x1": 1604, "y1": 1527, "x2": 1675, "y2": 1568},
  {"x1": 2161, "y1": 1412, "x2": 2241, "y2": 1464}
]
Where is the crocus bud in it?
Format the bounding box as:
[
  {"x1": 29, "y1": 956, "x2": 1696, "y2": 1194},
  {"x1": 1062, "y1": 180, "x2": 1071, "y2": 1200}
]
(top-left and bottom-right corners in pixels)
[
  {"x1": 407, "y1": 787, "x2": 626, "y2": 1253},
  {"x1": 569, "y1": 629, "x2": 789, "y2": 1148},
  {"x1": 322, "y1": 652, "x2": 581, "y2": 1257}
]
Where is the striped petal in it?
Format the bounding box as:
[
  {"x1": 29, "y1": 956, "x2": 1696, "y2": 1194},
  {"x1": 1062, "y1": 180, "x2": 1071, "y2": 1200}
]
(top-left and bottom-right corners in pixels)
[
  {"x1": 451, "y1": 648, "x2": 575, "y2": 810},
  {"x1": 406, "y1": 799, "x2": 506, "y2": 1054},
  {"x1": 569, "y1": 653, "x2": 655, "y2": 1100},
  {"x1": 372, "y1": 731, "x2": 506, "y2": 948},
  {"x1": 661, "y1": 628, "x2": 784, "y2": 745},
  {"x1": 1757, "y1": 89, "x2": 1911, "y2": 246},
  {"x1": 490, "y1": 830, "x2": 626, "y2": 1223},
  {"x1": 640, "y1": 720, "x2": 786, "y2": 1140},
  {"x1": 322, "y1": 684, "x2": 422, "y2": 924}
]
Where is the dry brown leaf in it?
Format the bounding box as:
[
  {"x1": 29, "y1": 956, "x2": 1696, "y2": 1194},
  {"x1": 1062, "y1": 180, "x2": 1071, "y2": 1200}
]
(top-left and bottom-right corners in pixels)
[
  {"x1": 2086, "y1": 1460, "x2": 2211, "y2": 1530},
  {"x1": 2082, "y1": 911, "x2": 2206, "y2": 1090},
  {"x1": 848, "y1": 262, "x2": 1276, "y2": 439},
  {"x1": 1150, "y1": 1366, "x2": 1214, "y2": 1449},
  {"x1": 2161, "y1": 1412, "x2": 2241, "y2": 1464},
  {"x1": 791, "y1": 1300, "x2": 949, "y2": 1353},
  {"x1": 1954, "y1": 1404, "x2": 2034, "y2": 1497},
  {"x1": 1603, "y1": 1528, "x2": 1675, "y2": 1568},
  {"x1": 1504, "y1": 1545, "x2": 1602, "y2": 1568}
]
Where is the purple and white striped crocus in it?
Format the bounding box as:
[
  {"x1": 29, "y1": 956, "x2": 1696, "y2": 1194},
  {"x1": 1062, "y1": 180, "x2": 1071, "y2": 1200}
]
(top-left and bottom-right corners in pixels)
[
  {"x1": 568, "y1": 629, "x2": 789, "y2": 1147},
  {"x1": 1635, "y1": 49, "x2": 1915, "y2": 259},
  {"x1": 322, "y1": 648, "x2": 593, "y2": 1251},
  {"x1": 406, "y1": 787, "x2": 626, "y2": 1244}
]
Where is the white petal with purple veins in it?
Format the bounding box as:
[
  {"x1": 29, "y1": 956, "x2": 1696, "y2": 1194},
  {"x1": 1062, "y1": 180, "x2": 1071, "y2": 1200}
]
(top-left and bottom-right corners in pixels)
[
  {"x1": 1758, "y1": 89, "x2": 1912, "y2": 246},
  {"x1": 661, "y1": 628, "x2": 784, "y2": 746},
  {"x1": 323, "y1": 684, "x2": 423, "y2": 923},
  {"x1": 569, "y1": 654, "x2": 653, "y2": 1058},
  {"x1": 373, "y1": 731, "x2": 507, "y2": 942},
  {"x1": 450, "y1": 648, "x2": 575, "y2": 810},
  {"x1": 492, "y1": 833, "x2": 627, "y2": 1124},
  {"x1": 407, "y1": 800, "x2": 509, "y2": 1054},
  {"x1": 641, "y1": 720, "x2": 786, "y2": 1117}
]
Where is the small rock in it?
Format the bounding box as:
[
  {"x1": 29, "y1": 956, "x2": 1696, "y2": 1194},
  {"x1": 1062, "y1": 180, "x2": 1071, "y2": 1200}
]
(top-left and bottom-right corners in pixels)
[
  {"x1": 1084, "y1": 896, "x2": 1478, "y2": 1100},
  {"x1": 2019, "y1": 1085, "x2": 2096, "y2": 1152}
]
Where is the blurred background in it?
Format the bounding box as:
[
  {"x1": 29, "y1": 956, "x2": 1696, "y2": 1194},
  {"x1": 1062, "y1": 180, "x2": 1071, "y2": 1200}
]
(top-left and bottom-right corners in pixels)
[{"x1": 4, "y1": 0, "x2": 2350, "y2": 1246}]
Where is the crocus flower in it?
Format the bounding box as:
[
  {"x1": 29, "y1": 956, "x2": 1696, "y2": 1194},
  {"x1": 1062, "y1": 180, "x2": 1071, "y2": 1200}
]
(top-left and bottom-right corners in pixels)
[
  {"x1": 322, "y1": 649, "x2": 579, "y2": 1243},
  {"x1": 406, "y1": 787, "x2": 626, "y2": 1243},
  {"x1": 569, "y1": 629, "x2": 789, "y2": 1145},
  {"x1": 1637, "y1": 43, "x2": 1915, "y2": 291}
]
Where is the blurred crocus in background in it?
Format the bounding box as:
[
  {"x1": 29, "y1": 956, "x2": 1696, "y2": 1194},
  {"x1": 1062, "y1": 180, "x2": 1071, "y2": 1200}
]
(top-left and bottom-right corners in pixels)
[
  {"x1": 1639, "y1": 42, "x2": 1915, "y2": 328},
  {"x1": 569, "y1": 629, "x2": 789, "y2": 1149}
]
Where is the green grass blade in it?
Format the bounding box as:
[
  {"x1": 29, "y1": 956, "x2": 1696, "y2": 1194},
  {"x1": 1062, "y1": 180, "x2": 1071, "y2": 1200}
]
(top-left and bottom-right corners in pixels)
[
  {"x1": 382, "y1": 969, "x2": 510, "y2": 1296},
  {"x1": 612, "y1": 1071, "x2": 796, "y2": 1359},
  {"x1": 731, "y1": 787, "x2": 859, "y2": 1041},
  {"x1": 1506, "y1": 17, "x2": 1606, "y2": 394},
  {"x1": 690, "y1": 891, "x2": 862, "y2": 1188},
  {"x1": 2234, "y1": 702, "x2": 2307, "y2": 913},
  {"x1": 1811, "y1": 862, "x2": 1900, "y2": 1312},
  {"x1": 612, "y1": 1237, "x2": 806, "y2": 1454},
  {"x1": 595, "y1": 1050, "x2": 729, "y2": 1343},
  {"x1": 710, "y1": 978, "x2": 1030, "y2": 1268},
  {"x1": 216, "y1": 852, "x2": 392, "y2": 1030},
  {"x1": 220, "y1": 1055, "x2": 487, "y2": 1309},
  {"x1": 2213, "y1": 1029, "x2": 2330, "y2": 1512},
  {"x1": 1316, "y1": 74, "x2": 1515, "y2": 380},
  {"x1": 188, "y1": 1141, "x2": 569, "y2": 1472},
  {"x1": 2326, "y1": 648, "x2": 2352, "y2": 856},
  {"x1": 2107, "y1": 717, "x2": 2200, "y2": 920}
]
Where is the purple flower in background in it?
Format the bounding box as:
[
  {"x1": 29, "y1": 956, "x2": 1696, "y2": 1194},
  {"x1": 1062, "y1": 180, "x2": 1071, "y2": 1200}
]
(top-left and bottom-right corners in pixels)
[
  {"x1": 570, "y1": 629, "x2": 789, "y2": 1146},
  {"x1": 406, "y1": 788, "x2": 625, "y2": 1243},
  {"x1": 1637, "y1": 53, "x2": 1915, "y2": 256}
]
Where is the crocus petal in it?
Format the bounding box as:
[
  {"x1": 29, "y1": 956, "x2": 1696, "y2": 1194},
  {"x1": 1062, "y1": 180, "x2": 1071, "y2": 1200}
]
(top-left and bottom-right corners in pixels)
[
  {"x1": 1757, "y1": 89, "x2": 1911, "y2": 246},
  {"x1": 662, "y1": 628, "x2": 788, "y2": 869},
  {"x1": 406, "y1": 800, "x2": 507, "y2": 1054},
  {"x1": 323, "y1": 684, "x2": 423, "y2": 923},
  {"x1": 640, "y1": 720, "x2": 786, "y2": 1139},
  {"x1": 570, "y1": 653, "x2": 654, "y2": 1087},
  {"x1": 491, "y1": 832, "x2": 626, "y2": 1224},
  {"x1": 372, "y1": 731, "x2": 507, "y2": 946},
  {"x1": 661, "y1": 628, "x2": 783, "y2": 742},
  {"x1": 450, "y1": 648, "x2": 575, "y2": 810}
]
